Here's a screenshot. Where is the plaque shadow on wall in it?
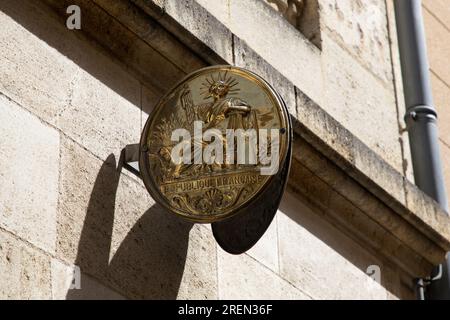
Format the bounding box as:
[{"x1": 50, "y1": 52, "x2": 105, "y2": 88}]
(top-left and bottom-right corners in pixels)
[
  {"x1": 0, "y1": 0, "x2": 193, "y2": 299},
  {"x1": 66, "y1": 154, "x2": 193, "y2": 299}
]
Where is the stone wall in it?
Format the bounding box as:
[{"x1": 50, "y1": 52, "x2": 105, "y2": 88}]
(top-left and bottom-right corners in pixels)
[
  {"x1": 0, "y1": 0, "x2": 441, "y2": 299},
  {"x1": 263, "y1": 0, "x2": 321, "y2": 47},
  {"x1": 422, "y1": 0, "x2": 450, "y2": 207},
  {"x1": 195, "y1": 0, "x2": 412, "y2": 180}
]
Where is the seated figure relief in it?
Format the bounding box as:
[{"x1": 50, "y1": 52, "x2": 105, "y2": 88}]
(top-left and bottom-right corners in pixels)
[
  {"x1": 265, "y1": 0, "x2": 305, "y2": 29},
  {"x1": 264, "y1": 0, "x2": 321, "y2": 48}
]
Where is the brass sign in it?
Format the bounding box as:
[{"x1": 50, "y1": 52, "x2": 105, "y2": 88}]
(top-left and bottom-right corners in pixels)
[{"x1": 138, "y1": 66, "x2": 290, "y2": 223}]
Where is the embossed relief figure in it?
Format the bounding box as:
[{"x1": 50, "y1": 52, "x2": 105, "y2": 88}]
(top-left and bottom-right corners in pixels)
[
  {"x1": 151, "y1": 72, "x2": 259, "y2": 182},
  {"x1": 266, "y1": 0, "x2": 305, "y2": 29}
]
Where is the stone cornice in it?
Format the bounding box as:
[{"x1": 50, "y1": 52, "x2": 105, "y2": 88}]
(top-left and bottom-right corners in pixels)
[{"x1": 291, "y1": 91, "x2": 450, "y2": 278}]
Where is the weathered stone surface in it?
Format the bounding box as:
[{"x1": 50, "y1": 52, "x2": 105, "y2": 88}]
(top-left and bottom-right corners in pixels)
[
  {"x1": 352, "y1": 139, "x2": 407, "y2": 209},
  {"x1": 233, "y1": 36, "x2": 297, "y2": 116},
  {"x1": 246, "y1": 214, "x2": 279, "y2": 274},
  {"x1": 217, "y1": 247, "x2": 310, "y2": 299},
  {"x1": 263, "y1": 0, "x2": 321, "y2": 48},
  {"x1": 0, "y1": 95, "x2": 59, "y2": 254},
  {"x1": 0, "y1": 230, "x2": 52, "y2": 299},
  {"x1": 321, "y1": 33, "x2": 403, "y2": 174},
  {"x1": 290, "y1": 97, "x2": 450, "y2": 284},
  {"x1": 423, "y1": 9, "x2": 450, "y2": 86},
  {"x1": 57, "y1": 138, "x2": 217, "y2": 299},
  {"x1": 56, "y1": 138, "x2": 117, "y2": 264},
  {"x1": 432, "y1": 74, "x2": 450, "y2": 148},
  {"x1": 385, "y1": 0, "x2": 414, "y2": 182},
  {"x1": 44, "y1": 0, "x2": 185, "y2": 93},
  {"x1": 176, "y1": 225, "x2": 218, "y2": 299},
  {"x1": 166, "y1": 0, "x2": 234, "y2": 63},
  {"x1": 320, "y1": 0, "x2": 393, "y2": 84},
  {"x1": 51, "y1": 259, "x2": 125, "y2": 300},
  {"x1": 133, "y1": 0, "x2": 233, "y2": 65},
  {"x1": 58, "y1": 60, "x2": 141, "y2": 161},
  {"x1": 423, "y1": 0, "x2": 450, "y2": 30},
  {"x1": 422, "y1": 0, "x2": 450, "y2": 219},
  {"x1": 92, "y1": 0, "x2": 205, "y2": 74},
  {"x1": 287, "y1": 152, "x2": 434, "y2": 282},
  {"x1": 277, "y1": 192, "x2": 389, "y2": 300},
  {"x1": 404, "y1": 176, "x2": 450, "y2": 249},
  {"x1": 195, "y1": 0, "x2": 323, "y2": 106},
  {"x1": 23, "y1": 0, "x2": 145, "y2": 162},
  {"x1": 290, "y1": 117, "x2": 450, "y2": 277},
  {"x1": 141, "y1": 84, "x2": 163, "y2": 132},
  {"x1": 0, "y1": 0, "x2": 146, "y2": 163},
  {"x1": 295, "y1": 88, "x2": 406, "y2": 207},
  {"x1": 0, "y1": 0, "x2": 77, "y2": 125},
  {"x1": 441, "y1": 143, "x2": 450, "y2": 211}
]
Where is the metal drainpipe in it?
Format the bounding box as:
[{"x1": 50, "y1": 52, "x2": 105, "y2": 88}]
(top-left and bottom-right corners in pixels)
[{"x1": 394, "y1": 0, "x2": 450, "y2": 299}]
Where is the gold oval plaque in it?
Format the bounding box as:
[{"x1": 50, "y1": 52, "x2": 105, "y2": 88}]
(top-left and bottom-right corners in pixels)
[{"x1": 139, "y1": 66, "x2": 289, "y2": 223}]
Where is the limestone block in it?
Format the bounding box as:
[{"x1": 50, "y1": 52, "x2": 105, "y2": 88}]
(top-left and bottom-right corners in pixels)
[
  {"x1": 319, "y1": 0, "x2": 393, "y2": 84},
  {"x1": 51, "y1": 259, "x2": 125, "y2": 300},
  {"x1": 246, "y1": 216, "x2": 279, "y2": 274},
  {"x1": 0, "y1": 230, "x2": 52, "y2": 299},
  {"x1": 176, "y1": 225, "x2": 218, "y2": 299},
  {"x1": 0, "y1": 95, "x2": 59, "y2": 254},
  {"x1": 44, "y1": 0, "x2": 186, "y2": 92},
  {"x1": 0, "y1": 0, "x2": 144, "y2": 163},
  {"x1": 57, "y1": 59, "x2": 141, "y2": 161},
  {"x1": 385, "y1": 0, "x2": 414, "y2": 182},
  {"x1": 263, "y1": 0, "x2": 321, "y2": 47},
  {"x1": 423, "y1": 0, "x2": 450, "y2": 31},
  {"x1": 217, "y1": 247, "x2": 310, "y2": 299},
  {"x1": 277, "y1": 192, "x2": 388, "y2": 299},
  {"x1": 423, "y1": 10, "x2": 450, "y2": 91},
  {"x1": 0, "y1": 0, "x2": 77, "y2": 125},
  {"x1": 93, "y1": 0, "x2": 206, "y2": 74},
  {"x1": 161, "y1": 0, "x2": 234, "y2": 63},
  {"x1": 141, "y1": 84, "x2": 163, "y2": 132},
  {"x1": 441, "y1": 143, "x2": 450, "y2": 209},
  {"x1": 402, "y1": 179, "x2": 450, "y2": 253},
  {"x1": 321, "y1": 33, "x2": 403, "y2": 174},
  {"x1": 295, "y1": 88, "x2": 407, "y2": 207},
  {"x1": 432, "y1": 74, "x2": 450, "y2": 148}
]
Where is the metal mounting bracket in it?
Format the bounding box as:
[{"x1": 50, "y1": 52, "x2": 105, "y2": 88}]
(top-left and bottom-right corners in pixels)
[{"x1": 121, "y1": 143, "x2": 141, "y2": 178}]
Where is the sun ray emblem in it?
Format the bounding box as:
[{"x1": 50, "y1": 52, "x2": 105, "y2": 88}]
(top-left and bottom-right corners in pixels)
[{"x1": 199, "y1": 71, "x2": 240, "y2": 100}]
